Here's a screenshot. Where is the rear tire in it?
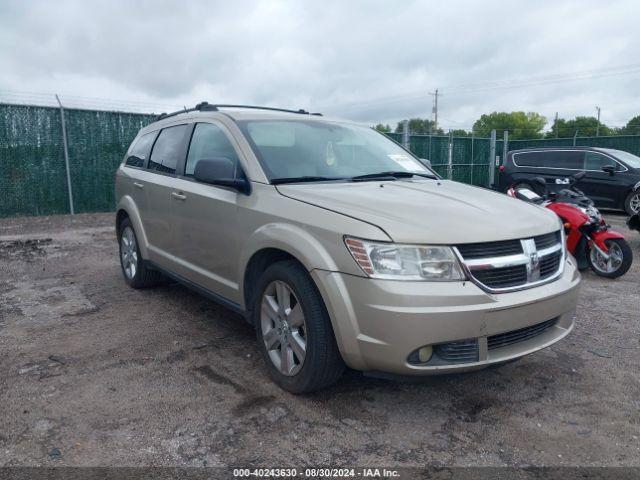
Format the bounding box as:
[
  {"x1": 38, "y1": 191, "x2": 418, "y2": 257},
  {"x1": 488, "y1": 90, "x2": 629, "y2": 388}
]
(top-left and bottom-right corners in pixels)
[
  {"x1": 624, "y1": 191, "x2": 640, "y2": 215},
  {"x1": 587, "y1": 238, "x2": 633, "y2": 279},
  {"x1": 253, "y1": 260, "x2": 345, "y2": 393},
  {"x1": 118, "y1": 217, "x2": 163, "y2": 288}
]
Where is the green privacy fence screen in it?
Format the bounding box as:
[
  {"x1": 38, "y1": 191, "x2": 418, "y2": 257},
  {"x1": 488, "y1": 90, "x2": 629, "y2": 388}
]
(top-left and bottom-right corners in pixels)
[
  {"x1": 507, "y1": 135, "x2": 640, "y2": 155},
  {"x1": 387, "y1": 132, "x2": 492, "y2": 187},
  {"x1": 3, "y1": 102, "x2": 640, "y2": 218},
  {"x1": 0, "y1": 103, "x2": 154, "y2": 217}
]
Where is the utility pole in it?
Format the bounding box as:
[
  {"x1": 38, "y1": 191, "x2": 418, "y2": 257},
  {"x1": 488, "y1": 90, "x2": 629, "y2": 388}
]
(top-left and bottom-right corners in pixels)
[
  {"x1": 429, "y1": 89, "x2": 439, "y2": 133},
  {"x1": 595, "y1": 106, "x2": 601, "y2": 137},
  {"x1": 402, "y1": 119, "x2": 410, "y2": 150},
  {"x1": 554, "y1": 112, "x2": 559, "y2": 138}
]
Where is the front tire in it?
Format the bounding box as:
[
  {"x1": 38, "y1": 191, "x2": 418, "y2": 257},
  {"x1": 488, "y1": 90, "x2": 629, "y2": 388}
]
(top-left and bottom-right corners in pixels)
[
  {"x1": 624, "y1": 191, "x2": 640, "y2": 215},
  {"x1": 118, "y1": 218, "x2": 163, "y2": 288},
  {"x1": 253, "y1": 260, "x2": 345, "y2": 393},
  {"x1": 587, "y1": 238, "x2": 633, "y2": 279}
]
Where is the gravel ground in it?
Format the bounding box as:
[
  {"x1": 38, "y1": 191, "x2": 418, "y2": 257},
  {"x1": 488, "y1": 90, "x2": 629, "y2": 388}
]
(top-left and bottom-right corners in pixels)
[{"x1": 0, "y1": 212, "x2": 638, "y2": 468}]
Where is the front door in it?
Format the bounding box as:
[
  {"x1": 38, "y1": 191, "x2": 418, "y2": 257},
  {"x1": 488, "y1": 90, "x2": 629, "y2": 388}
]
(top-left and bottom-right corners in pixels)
[
  {"x1": 580, "y1": 151, "x2": 625, "y2": 207},
  {"x1": 169, "y1": 121, "x2": 246, "y2": 303}
]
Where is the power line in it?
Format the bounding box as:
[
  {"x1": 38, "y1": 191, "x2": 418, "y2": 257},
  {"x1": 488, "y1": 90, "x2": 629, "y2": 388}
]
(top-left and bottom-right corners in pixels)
[
  {"x1": 0, "y1": 89, "x2": 183, "y2": 113},
  {"x1": 315, "y1": 62, "x2": 640, "y2": 112}
]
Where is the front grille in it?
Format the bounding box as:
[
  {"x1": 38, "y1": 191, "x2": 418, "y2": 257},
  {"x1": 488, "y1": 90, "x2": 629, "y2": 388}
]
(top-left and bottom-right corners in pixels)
[
  {"x1": 535, "y1": 231, "x2": 561, "y2": 250},
  {"x1": 540, "y1": 251, "x2": 562, "y2": 279},
  {"x1": 434, "y1": 339, "x2": 479, "y2": 364},
  {"x1": 488, "y1": 318, "x2": 558, "y2": 350},
  {"x1": 472, "y1": 265, "x2": 527, "y2": 289},
  {"x1": 456, "y1": 239, "x2": 522, "y2": 259},
  {"x1": 455, "y1": 230, "x2": 564, "y2": 292}
]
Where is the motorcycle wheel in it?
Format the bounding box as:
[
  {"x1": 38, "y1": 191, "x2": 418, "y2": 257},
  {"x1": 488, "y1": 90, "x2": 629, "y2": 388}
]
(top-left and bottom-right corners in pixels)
[{"x1": 587, "y1": 238, "x2": 633, "y2": 279}]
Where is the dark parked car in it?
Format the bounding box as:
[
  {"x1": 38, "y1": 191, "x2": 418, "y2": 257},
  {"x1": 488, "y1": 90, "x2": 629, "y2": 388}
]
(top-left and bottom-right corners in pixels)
[{"x1": 497, "y1": 147, "x2": 640, "y2": 215}]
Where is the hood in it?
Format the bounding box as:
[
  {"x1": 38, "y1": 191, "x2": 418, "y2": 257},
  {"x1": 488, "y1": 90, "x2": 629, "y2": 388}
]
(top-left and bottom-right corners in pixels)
[{"x1": 277, "y1": 179, "x2": 560, "y2": 244}]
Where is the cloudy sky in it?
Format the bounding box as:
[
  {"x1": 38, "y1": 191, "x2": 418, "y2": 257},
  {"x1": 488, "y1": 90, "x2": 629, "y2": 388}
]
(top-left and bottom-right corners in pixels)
[{"x1": 1, "y1": 0, "x2": 639, "y2": 131}]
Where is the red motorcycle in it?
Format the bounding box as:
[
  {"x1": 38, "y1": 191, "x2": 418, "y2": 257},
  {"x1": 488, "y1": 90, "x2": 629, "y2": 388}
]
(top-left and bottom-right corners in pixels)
[{"x1": 507, "y1": 172, "x2": 633, "y2": 278}]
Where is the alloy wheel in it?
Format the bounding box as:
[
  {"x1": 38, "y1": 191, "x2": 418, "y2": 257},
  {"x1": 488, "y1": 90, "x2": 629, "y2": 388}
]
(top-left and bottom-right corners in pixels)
[
  {"x1": 260, "y1": 280, "x2": 307, "y2": 376},
  {"x1": 589, "y1": 241, "x2": 623, "y2": 274},
  {"x1": 120, "y1": 226, "x2": 138, "y2": 279},
  {"x1": 629, "y1": 193, "x2": 640, "y2": 214}
]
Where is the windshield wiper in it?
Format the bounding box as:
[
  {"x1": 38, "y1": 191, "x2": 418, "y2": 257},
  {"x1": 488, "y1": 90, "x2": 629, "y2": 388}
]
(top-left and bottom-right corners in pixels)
[
  {"x1": 351, "y1": 171, "x2": 438, "y2": 182},
  {"x1": 271, "y1": 176, "x2": 347, "y2": 185}
]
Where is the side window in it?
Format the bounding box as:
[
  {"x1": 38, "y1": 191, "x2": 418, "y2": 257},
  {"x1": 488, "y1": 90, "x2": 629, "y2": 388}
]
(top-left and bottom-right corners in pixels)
[
  {"x1": 514, "y1": 152, "x2": 544, "y2": 167},
  {"x1": 125, "y1": 132, "x2": 156, "y2": 167},
  {"x1": 514, "y1": 151, "x2": 584, "y2": 169},
  {"x1": 185, "y1": 123, "x2": 241, "y2": 176},
  {"x1": 584, "y1": 152, "x2": 621, "y2": 171},
  {"x1": 148, "y1": 125, "x2": 188, "y2": 175},
  {"x1": 549, "y1": 151, "x2": 584, "y2": 169}
]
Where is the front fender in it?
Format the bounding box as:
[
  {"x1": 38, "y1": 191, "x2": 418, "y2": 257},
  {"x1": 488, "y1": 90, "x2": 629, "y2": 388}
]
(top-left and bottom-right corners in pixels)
[
  {"x1": 590, "y1": 229, "x2": 625, "y2": 253},
  {"x1": 239, "y1": 221, "x2": 339, "y2": 272},
  {"x1": 237, "y1": 223, "x2": 349, "y2": 306},
  {"x1": 117, "y1": 196, "x2": 149, "y2": 259}
]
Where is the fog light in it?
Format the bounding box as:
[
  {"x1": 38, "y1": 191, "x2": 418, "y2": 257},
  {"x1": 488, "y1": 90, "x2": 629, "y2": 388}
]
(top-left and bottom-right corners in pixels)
[
  {"x1": 407, "y1": 345, "x2": 434, "y2": 365},
  {"x1": 418, "y1": 346, "x2": 433, "y2": 363}
]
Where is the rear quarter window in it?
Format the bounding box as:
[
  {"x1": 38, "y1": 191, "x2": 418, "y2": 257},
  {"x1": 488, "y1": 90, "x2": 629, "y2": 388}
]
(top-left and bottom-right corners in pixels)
[{"x1": 125, "y1": 132, "x2": 157, "y2": 168}]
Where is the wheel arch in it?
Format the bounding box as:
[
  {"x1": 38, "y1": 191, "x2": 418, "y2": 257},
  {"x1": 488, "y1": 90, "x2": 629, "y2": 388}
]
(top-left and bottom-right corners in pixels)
[
  {"x1": 238, "y1": 223, "x2": 340, "y2": 317},
  {"x1": 116, "y1": 196, "x2": 149, "y2": 259}
]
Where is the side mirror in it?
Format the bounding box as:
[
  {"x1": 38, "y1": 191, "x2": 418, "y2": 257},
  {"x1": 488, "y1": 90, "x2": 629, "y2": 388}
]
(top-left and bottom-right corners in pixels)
[
  {"x1": 573, "y1": 171, "x2": 586, "y2": 181},
  {"x1": 194, "y1": 157, "x2": 250, "y2": 194},
  {"x1": 601, "y1": 165, "x2": 615, "y2": 175},
  {"x1": 420, "y1": 158, "x2": 432, "y2": 168},
  {"x1": 533, "y1": 176, "x2": 547, "y2": 187}
]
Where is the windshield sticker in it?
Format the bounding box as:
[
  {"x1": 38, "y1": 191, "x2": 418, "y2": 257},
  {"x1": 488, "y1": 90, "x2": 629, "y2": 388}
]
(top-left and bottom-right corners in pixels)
[
  {"x1": 388, "y1": 154, "x2": 425, "y2": 171},
  {"x1": 326, "y1": 142, "x2": 336, "y2": 166}
]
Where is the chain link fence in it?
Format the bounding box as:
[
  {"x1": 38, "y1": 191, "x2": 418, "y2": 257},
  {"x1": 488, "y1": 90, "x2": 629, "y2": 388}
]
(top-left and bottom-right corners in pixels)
[{"x1": 3, "y1": 101, "x2": 640, "y2": 218}]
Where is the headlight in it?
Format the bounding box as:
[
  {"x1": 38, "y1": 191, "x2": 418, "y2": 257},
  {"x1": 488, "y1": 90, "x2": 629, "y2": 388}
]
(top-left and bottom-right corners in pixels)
[{"x1": 344, "y1": 237, "x2": 466, "y2": 281}]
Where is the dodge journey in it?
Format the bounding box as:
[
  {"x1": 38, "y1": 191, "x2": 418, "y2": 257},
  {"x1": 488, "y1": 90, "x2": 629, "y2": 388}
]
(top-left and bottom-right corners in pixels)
[{"x1": 115, "y1": 103, "x2": 581, "y2": 393}]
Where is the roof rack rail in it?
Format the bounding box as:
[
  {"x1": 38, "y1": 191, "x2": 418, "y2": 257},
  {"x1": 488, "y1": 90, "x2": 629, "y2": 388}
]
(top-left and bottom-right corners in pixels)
[{"x1": 155, "y1": 102, "x2": 322, "y2": 121}]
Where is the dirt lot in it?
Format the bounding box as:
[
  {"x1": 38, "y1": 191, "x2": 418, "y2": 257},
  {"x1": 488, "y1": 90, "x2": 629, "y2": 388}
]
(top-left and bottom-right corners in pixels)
[{"x1": 0, "y1": 212, "x2": 638, "y2": 468}]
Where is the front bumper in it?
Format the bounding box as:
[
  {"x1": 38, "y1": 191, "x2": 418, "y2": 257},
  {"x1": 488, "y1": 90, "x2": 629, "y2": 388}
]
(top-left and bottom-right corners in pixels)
[{"x1": 311, "y1": 257, "x2": 581, "y2": 375}]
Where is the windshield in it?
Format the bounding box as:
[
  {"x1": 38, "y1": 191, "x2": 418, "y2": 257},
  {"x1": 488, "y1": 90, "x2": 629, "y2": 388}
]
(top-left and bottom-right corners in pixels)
[
  {"x1": 238, "y1": 120, "x2": 432, "y2": 182},
  {"x1": 600, "y1": 149, "x2": 640, "y2": 169}
]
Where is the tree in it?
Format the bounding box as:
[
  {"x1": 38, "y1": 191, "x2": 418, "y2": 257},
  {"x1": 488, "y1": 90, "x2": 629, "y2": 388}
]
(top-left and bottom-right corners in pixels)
[
  {"x1": 450, "y1": 129, "x2": 471, "y2": 137},
  {"x1": 395, "y1": 118, "x2": 444, "y2": 135},
  {"x1": 374, "y1": 123, "x2": 391, "y2": 133},
  {"x1": 545, "y1": 116, "x2": 612, "y2": 138},
  {"x1": 618, "y1": 115, "x2": 640, "y2": 135},
  {"x1": 472, "y1": 111, "x2": 546, "y2": 139}
]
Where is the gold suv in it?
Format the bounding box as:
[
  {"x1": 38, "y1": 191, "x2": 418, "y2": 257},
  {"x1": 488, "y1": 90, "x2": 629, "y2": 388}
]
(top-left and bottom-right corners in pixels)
[{"x1": 115, "y1": 103, "x2": 581, "y2": 393}]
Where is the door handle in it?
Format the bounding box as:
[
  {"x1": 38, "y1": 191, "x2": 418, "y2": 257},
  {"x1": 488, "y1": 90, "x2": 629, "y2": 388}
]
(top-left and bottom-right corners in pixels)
[
  {"x1": 133, "y1": 182, "x2": 144, "y2": 189},
  {"x1": 171, "y1": 192, "x2": 187, "y2": 201}
]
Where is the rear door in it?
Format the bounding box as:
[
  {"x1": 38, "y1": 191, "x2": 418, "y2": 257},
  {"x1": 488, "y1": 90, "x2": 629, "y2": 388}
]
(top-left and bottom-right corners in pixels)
[
  {"x1": 169, "y1": 121, "x2": 247, "y2": 303},
  {"x1": 580, "y1": 151, "x2": 626, "y2": 207},
  {"x1": 143, "y1": 123, "x2": 190, "y2": 267},
  {"x1": 119, "y1": 131, "x2": 158, "y2": 217}
]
